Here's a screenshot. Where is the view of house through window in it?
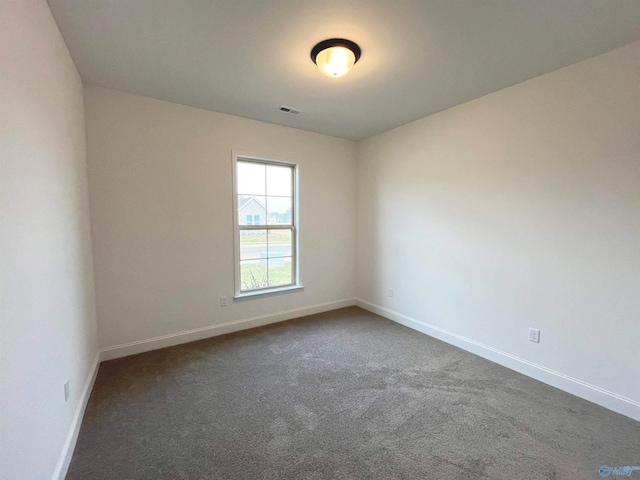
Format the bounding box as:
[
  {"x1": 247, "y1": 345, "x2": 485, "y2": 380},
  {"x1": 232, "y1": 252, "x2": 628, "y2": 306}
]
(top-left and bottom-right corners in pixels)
[{"x1": 235, "y1": 157, "x2": 297, "y2": 294}]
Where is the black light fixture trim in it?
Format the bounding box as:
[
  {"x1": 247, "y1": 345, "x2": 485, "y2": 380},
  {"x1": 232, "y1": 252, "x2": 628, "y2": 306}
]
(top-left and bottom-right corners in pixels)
[{"x1": 310, "y1": 38, "x2": 361, "y2": 65}]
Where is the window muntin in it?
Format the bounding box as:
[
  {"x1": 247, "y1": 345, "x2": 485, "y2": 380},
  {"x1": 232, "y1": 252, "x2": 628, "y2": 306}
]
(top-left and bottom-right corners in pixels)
[{"x1": 234, "y1": 156, "x2": 298, "y2": 296}]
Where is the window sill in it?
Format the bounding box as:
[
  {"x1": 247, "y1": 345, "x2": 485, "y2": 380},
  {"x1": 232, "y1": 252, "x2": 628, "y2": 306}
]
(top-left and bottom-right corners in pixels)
[{"x1": 234, "y1": 285, "x2": 304, "y2": 300}]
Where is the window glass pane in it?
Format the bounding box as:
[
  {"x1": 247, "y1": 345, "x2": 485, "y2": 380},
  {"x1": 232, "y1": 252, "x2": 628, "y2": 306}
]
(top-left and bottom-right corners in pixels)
[
  {"x1": 268, "y1": 257, "x2": 292, "y2": 287},
  {"x1": 240, "y1": 260, "x2": 268, "y2": 291},
  {"x1": 236, "y1": 159, "x2": 296, "y2": 294},
  {"x1": 266, "y1": 165, "x2": 292, "y2": 197},
  {"x1": 238, "y1": 196, "x2": 266, "y2": 225},
  {"x1": 268, "y1": 229, "x2": 291, "y2": 258},
  {"x1": 266, "y1": 196, "x2": 292, "y2": 225},
  {"x1": 237, "y1": 161, "x2": 266, "y2": 195},
  {"x1": 240, "y1": 230, "x2": 266, "y2": 260}
]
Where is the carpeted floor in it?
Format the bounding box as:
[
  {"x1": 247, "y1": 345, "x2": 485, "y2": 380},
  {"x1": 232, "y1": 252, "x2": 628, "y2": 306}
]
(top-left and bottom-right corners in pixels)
[{"x1": 67, "y1": 307, "x2": 640, "y2": 479}]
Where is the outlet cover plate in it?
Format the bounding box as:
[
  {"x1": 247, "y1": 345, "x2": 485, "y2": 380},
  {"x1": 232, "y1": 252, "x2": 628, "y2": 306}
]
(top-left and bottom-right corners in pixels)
[{"x1": 528, "y1": 328, "x2": 540, "y2": 343}]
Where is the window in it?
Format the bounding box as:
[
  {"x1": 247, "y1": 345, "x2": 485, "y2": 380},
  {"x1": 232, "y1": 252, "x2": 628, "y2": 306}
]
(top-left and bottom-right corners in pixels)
[
  {"x1": 246, "y1": 214, "x2": 260, "y2": 225},
  {"x1": 233, "y1": 154, "x2": 300, "y2": 296}
]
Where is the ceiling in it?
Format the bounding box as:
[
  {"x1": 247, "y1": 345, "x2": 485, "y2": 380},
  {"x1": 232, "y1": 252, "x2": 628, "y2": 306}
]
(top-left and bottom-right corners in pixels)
[{"x1": 48, "y1": 0, "x2": 640, "y2": 140}]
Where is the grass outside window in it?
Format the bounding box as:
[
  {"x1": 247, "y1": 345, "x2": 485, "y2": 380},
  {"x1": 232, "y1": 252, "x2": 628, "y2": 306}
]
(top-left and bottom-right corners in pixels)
[{"x1": 240, "y1": 258, "x2": 292, "y2": 290}]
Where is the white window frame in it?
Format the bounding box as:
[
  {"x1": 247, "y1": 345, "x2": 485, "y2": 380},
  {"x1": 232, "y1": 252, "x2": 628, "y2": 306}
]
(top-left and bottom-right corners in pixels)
[{"x1": 232, "y1": 152, "x2": 302, "y2": 298}]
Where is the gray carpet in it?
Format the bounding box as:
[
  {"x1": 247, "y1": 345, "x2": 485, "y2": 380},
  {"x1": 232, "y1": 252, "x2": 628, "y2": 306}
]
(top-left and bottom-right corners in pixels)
[{"x1": 67, "y1": 307, "x2": 640, "y2": 479}]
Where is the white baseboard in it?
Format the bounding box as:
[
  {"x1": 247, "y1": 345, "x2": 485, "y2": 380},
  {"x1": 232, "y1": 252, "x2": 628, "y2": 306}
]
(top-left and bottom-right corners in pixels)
[
  {"x1": 52, "y1": 351, "x2": 100, "y2": 480},
  {"x1": 100, "y1": 298, "x2": 356, "y2": 361},
  {"x1": 356, "y1": 298, "x2": 640, "y2": 422}
]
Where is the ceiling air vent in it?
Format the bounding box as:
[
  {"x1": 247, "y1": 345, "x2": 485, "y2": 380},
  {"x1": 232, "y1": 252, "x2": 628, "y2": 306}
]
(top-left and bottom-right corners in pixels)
[{"x1": 278, "y1": 105, "x2": 302, "y2": 115}]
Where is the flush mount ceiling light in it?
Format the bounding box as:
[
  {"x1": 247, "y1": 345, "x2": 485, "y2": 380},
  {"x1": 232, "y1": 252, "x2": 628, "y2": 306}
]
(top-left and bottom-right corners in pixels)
[{"x1": 311, "y1": 38, "x2": 361, "y2": 78}]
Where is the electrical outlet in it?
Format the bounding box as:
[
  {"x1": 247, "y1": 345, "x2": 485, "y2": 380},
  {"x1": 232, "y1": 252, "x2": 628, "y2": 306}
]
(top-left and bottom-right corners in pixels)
[
  {"x1": 528, "y1": 328, "x2": 540, "y2": 343},
  {"x1": 220, "y1": 296, "x2": 227, "y2": 307},
  {"x1": 388, "y1": 288, "x2": 393, "y2": 297},
  {"x1": 64, "y1": 380, "x2": 70, "y2": 402}
]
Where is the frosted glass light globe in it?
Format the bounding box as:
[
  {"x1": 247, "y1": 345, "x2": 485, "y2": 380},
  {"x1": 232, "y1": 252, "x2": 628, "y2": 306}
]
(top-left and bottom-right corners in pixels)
[{"x1": 315, "y1": 46, "x2": 356, "y2": 78}]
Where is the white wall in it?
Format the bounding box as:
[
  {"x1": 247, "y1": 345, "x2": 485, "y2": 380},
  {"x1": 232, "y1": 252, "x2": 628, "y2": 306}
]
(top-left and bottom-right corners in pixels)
[
  {"x1": 0, "y1": 1, "x2": 99, "y2": 479},
  {"x1": 84, "y1": 86, "x2": 357, "y2": 354},
  {"x1": 356, "y1": 41, "x2": 640, "y2": 419}
]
